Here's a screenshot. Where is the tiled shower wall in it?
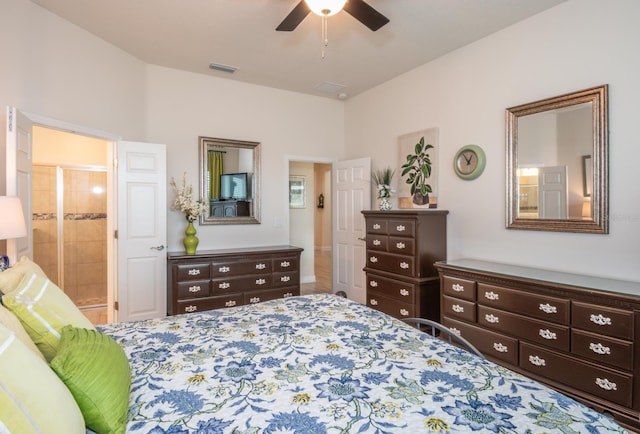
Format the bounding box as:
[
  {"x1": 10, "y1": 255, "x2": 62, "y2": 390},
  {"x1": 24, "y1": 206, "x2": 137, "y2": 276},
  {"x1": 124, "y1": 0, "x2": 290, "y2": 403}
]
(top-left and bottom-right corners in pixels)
[{"x1": 32, "y1": 165, "x2": 107, "y2": 307}]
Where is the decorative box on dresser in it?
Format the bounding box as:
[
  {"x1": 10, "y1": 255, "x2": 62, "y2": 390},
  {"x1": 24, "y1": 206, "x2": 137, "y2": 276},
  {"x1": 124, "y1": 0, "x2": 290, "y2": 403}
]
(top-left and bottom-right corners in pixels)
[
  {"x1": 435, "y1": 258, "x2": 640, "y2": 431},
  {"x1": 362, "y1": 210, "x2": 448, "y2": 321},
  {"x1": 167, "y1": 245, "x2": 303, "y2": 316}
]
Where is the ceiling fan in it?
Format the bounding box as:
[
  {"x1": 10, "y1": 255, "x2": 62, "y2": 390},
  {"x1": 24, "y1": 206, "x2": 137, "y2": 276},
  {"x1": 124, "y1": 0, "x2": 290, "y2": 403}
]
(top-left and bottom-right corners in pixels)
[{"x1": 276, "y1": 0, "x2": 390, "y2": 32}]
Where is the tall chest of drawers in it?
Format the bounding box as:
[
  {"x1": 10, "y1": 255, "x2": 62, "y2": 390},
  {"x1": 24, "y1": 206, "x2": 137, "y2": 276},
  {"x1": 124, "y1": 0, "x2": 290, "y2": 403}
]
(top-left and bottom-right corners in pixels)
[
  {"x1": 167, "y1": 245, "x2": 303, "y2": 315},
  {"x1": 362, "y1": 210, "x2": 448, "y2": 321},
  {"x1": 435, "y1": 259, "x2": 640, "y2": 430}
]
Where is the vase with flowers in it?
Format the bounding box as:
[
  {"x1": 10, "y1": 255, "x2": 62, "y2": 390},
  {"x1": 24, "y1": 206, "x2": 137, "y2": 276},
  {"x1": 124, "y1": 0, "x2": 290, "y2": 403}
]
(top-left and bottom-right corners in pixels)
[
  {"x1": 170, "y1": 173, "x2": 208, "y2": 255},
  {"x1": 372, "y1": 167, "x2": 395, "y2": 210}
]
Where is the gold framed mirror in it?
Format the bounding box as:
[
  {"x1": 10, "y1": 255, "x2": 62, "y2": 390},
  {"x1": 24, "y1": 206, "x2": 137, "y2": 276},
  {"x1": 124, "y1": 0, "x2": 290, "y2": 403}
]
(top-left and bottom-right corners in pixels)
[
  {"x1": 506, "y1": 85, "x2": 608, "y2": 233},
  {"x1": 199, "y1": 136, "x2": 261, "y2": 225}
]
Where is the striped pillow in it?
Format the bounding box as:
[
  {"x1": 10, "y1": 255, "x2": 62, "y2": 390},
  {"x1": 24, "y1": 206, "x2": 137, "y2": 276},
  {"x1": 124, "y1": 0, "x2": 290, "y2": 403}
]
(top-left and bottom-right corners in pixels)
[{"x1": 2, "y1": 271, "x2": 95, "y2": 361}]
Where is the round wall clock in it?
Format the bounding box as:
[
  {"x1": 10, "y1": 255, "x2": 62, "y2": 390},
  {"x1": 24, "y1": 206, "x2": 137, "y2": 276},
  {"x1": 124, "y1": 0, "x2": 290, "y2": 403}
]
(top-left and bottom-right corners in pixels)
[{"x1": 453, "y1": 144, "x2": 486, "y2": 180}]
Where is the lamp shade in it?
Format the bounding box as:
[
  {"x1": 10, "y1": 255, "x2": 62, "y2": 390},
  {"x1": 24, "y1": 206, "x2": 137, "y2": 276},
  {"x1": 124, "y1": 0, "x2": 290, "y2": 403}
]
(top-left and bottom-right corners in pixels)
[
  {"x1": 0, "y1": 196, "x2": 27, "y2": 240},
  {"x1": 305, "y1": 0, "x2": 347, "y2": 16}
]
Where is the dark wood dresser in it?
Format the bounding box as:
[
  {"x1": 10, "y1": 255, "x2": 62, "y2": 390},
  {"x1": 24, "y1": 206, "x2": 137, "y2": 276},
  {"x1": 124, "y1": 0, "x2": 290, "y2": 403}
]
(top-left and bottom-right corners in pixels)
[
  {"x1": 362, "y1": 210, "x2": 448, "y2": 321},
  {"x1": 435, "y1": 258, "x2": 640, "y2": 430},
  {"x1": 167, "y1": 245, "x2": 303, "y2": 315}
]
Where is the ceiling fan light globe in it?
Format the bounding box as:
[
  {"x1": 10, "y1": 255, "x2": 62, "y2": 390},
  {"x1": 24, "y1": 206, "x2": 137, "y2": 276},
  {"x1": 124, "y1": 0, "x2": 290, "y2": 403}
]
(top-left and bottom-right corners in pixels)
[{"x1": 305, "y1": 0, "x2": 348, "y2": 16}]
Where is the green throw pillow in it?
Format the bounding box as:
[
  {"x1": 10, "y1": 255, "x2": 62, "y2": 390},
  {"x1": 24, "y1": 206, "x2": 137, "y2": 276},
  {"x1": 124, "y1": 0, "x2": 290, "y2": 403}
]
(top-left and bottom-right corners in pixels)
[
  {"x1": 0, "y1": 323, "x2": 85, "y2": 434},
  {"x1": 2, "y1": 271, "x2": 95, "y2": 361},
  {"x1": 51, "y1": 325, "x2": 131, "y2": 434}
]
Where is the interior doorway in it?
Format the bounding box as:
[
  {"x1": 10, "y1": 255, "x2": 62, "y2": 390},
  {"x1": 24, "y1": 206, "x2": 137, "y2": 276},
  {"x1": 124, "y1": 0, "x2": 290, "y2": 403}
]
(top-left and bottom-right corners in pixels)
[
  {"x1": 288, "y1": 160, "x2": 332, "y2": 295},
  {"x1": 32, "y1": 126, "x2": 111, "y2": 324}
]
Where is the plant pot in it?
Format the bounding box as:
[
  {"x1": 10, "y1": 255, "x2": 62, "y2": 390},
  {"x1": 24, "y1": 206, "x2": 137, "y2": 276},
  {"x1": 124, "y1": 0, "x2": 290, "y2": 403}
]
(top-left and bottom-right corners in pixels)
[
  {"x1": 378, "y1": 197, "x2": 392, "y2": 211},
  {"x1": 412, "y1": 192, "x2": 429, "y2": 205}
]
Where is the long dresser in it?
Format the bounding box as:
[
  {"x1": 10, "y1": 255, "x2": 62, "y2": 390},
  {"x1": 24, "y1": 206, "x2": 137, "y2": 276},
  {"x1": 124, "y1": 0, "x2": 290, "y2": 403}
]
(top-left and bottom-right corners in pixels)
[
  {"x1": 435, "y1": 258, "x2": 640, "y2": 430},
  {"x1": 167, "y1": 245, "x2": 303, "y2": 315},
  {"x1": 362, "y1": 210, "x2": 447, "y2": 321}
]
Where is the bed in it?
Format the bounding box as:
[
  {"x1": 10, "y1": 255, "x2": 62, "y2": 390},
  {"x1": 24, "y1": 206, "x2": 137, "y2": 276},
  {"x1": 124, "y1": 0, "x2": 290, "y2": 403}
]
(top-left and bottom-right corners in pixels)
[{"x1": 97, "y1": 293, "x2": 626, "y2": 433}]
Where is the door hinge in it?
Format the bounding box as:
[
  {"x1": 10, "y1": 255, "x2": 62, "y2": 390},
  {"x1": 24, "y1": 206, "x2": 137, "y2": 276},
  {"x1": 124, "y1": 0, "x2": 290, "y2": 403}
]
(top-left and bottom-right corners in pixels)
[
  {"x1": 114, "y1": 301, "x2": 119, "y2": 311},
  {"x1": 114, "y1": 230, "x2": 118, "y2": 239}
]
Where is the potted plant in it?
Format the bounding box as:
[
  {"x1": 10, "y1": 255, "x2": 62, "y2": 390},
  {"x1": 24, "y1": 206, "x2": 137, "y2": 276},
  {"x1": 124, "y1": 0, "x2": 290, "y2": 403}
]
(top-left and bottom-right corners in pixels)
[
  {"x1": 401, "y1": 136, "x2": 433, "y2": 205},
  {"x1": 371, "y1": 167, "x2": 395, "y2": 210}
]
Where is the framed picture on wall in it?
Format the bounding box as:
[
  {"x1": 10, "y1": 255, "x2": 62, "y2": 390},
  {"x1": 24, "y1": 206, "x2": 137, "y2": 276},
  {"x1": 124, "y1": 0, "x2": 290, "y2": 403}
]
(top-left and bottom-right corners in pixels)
[{"x1": 289, "y1": 176, "x2": 306, "y2": 208}]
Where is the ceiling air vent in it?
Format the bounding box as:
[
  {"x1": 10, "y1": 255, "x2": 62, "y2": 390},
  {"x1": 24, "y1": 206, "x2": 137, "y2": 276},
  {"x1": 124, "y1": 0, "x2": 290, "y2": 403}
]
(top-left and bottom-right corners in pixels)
[{"x1": 209, "y1": 63, "x2": 238, "y2": 74}]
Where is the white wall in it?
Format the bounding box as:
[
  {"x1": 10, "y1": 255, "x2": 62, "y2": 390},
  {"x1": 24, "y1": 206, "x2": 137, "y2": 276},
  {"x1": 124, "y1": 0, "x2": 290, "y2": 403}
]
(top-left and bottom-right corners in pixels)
[
  {"x1": 289, "y1": 161, "x2": 316, "y2": 283},
  {"x1": 344, "y1": 0, "x2": 640, "y2": 282}
]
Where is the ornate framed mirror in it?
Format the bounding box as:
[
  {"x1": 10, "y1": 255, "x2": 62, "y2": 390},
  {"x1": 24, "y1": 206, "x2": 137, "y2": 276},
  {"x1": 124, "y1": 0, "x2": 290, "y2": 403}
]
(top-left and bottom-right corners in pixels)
[
  {"x1": 199, "y1": 136, "x2": 261, "y2": 225},
  {"x1": 506, "y1": 85, "x2": 608, "y2": 233}
]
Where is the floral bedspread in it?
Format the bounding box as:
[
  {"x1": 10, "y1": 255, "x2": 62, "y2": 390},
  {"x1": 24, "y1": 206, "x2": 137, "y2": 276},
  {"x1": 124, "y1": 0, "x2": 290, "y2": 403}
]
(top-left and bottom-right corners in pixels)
[{"x1": 100, "y1": 294, "x2": 626, "y2": 433}]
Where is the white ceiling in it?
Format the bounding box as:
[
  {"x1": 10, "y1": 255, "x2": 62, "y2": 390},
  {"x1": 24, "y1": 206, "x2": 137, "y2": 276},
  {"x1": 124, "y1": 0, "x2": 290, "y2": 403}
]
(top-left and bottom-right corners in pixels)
[{"x1": 30, "y1": 0, "x2": 565, "y2": 99}]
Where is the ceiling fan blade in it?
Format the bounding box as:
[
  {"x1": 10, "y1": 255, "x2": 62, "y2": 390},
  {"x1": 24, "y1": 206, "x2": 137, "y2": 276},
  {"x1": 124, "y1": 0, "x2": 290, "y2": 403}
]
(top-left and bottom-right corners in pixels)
[
  {"x1": 276, "y1": 1, "x2": 311, "y2": 31},
  {"x1": 343, "y1": 0, "x2": 389, "y2": 31}
]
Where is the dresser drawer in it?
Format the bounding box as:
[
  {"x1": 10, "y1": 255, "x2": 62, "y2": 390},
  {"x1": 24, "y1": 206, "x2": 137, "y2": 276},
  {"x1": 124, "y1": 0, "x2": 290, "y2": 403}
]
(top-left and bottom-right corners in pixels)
[
  {"x1": 478, "y1": 306, "x2": 570, "y2": 351},
  {"x1": 442, "y1": 276, "x2": 476, "y2": 301},
  {"x1": 444, "y1": 317, "x2": 518, "y2": 365},
  {"x1": 572, "y1": 329, "x2": 633, "y2": 371},
  {"x1": 211, "y1": 259, "x2": 272, "y2": 277},
  {"x1": 273, "y1": 256, "x2": 299, "y2": 272},
  {"x1": 176, "y1": 280, "x2": 210, "y2": 299},
  {"x1": 388, "y1": 219, "x2": 415, "y2": 237},
  {"x1": 367, "y1": 234, "x2": 388, "y2": 252},
  {"x1": 366, "y1": 273, "x2": 416, "y2": 302},
  {"x1": 366, "y1": 251, "x2": 415, "y2": 277},
  {"x1": 367, "y1": 291, "x2": 414, "y2": 319},
  {"x1": 211, "y1": 275, "x2": 272, "y2": 293},
  {"x1": 477, "y1": 283, "x2": 569, "y2": 325},
  {"x1": 367, "y1": 219, "x2": 388, "y2": 234},
  {"x1": 174, "y1": 263, "x2": 210, "y2": 281},
  {"x1": 572, "y1": 302, "x2": 633, "y2": 340},
  {"x1": 520, "y1": 342, "x2": 633, "y2": 407},
  {"x1": 272, "y1": 271, "x2": 299, "y2": 288},
  {"x1": 176, "y1": 294, "x2": 244, "y2": 314},
  {"x1": 442, "y1": 295, "x2": 476, "y2": 322},
  {"x1": 244, "y1": 288, "x2": 298, "y2": 305},
  {"x1": 388, "y1": 236, "x2": 414, "y2": 255}
]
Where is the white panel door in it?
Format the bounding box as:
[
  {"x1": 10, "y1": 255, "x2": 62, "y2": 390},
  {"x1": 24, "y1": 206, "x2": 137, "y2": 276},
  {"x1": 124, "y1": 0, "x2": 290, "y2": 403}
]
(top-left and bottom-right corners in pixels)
[
  {"x1": 5, "y1": 107, "x2": 33, "y2": 263},
  {"x1": 117, "y1": 141, "x2": 167, "y2": 322},
  {"x1": 538, "y1": 166, "x2": 568, "y2": 219},
  {"x1": 332, "y1": 157, "x2": 370, "y2": 304}
]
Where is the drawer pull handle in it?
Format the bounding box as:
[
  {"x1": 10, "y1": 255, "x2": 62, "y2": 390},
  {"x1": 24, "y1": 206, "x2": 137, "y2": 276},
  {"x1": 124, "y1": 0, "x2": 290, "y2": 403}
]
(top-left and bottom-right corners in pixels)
[
  {"x1": 449, "y1": 328, "x2": 461, "y2": 336},
  {"x1": 396, "y1": 224, "x2": 406, "y2": 232},
  {"x1": 218, "y1": 266, "x2": 230, "y2": 273},
  {"x1": 250, "y1": 297, "x2": 260, "y2": 303},
  {"x1": 185, "y1": 305, "x2": 197, "y2": 313},
  {"x1": 370, "y1": 298, "x2": 378, "y2": 306},
  {"x1": 188, "y1": 269, "x2": 201, "y2": 276},
  {"x1": 256, "y1": 278, "x2": 266, "y2": 285},
  {"x1": 281, "y1": 276, "x2": 291, "y2": 282},
  {"x1": 452, "y1": 304, "x2": 464, "y2": 313},
  {"x1": 400, "y1": 308, "x2": 409, "y2": 316},
  {"x1": 589, "y1": 342, "x2": 611, "y2": 355},
  {"x1": 370, "y1": 256, "x2": 378, "y2": 263},
  {"x1": 590, "y1": 314, "x2": 612, "y2": 326},
  {"x1": 539, "y1": 303, "x2": 558, "y2": 314},
  {"x1": 596, "y1": 378, "x2": 617, "y2": 391},
  {"x1": 484, "y1": 291, "x2": 499, "y2": 301},
  {"x1": 485, "y1": 314, "x2": 499, "y2": 324},
  {"x1": 373, "y1": 223, "x2": 381, "y2": 230},
  {"x1": 396, "y1": 242, "x2": 406, "y2": 249},
  {"x1": 219, "y1": 282, "x2": 231, "y2": 289},
  {"x1": 284, "y1": 292, "x2": 293, "y2": 298},
  {"x1": 225, "y1": 300, "x2": 236, "y2": 307},
  {"x1": 528, "y1": 355, "x2": 546, "y2": 367},
  {"x1": 400, "y1": 288, "x2": 409, "y2": 296},
  {"x1": 452, "y1": 283, "x2": 464, "y2": 292},
  {"x1": 256, "y1": 263, "x2": 267, "y2": 270},
  {"x1": 399, "y1": 262, "x2": 409, "y2": 269},
  {"x1": 370, "y1": 280, "x2": 379, "y2": 288},
  {"x1": 493, "y1": 343, "x2": 509, "y2": 353},
  {"x1": 188, "y1": 285, "x2": 201, "y2": 293},
  {"x1": 280, "y1": 261, "x2": 291, "y2": 267},
  {"x1": 373, "y1": 239, "x2": 381, "y2": 246},
  {"x1": 539, "y1": 329, "x2": 557, "y2": 340}
]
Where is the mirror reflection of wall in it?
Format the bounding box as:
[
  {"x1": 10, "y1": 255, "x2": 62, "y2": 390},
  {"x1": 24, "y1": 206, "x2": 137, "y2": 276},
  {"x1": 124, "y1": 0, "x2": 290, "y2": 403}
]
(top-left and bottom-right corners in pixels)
[{"x1": 516, "y1": 103, "x2": 592, "y2": 220}]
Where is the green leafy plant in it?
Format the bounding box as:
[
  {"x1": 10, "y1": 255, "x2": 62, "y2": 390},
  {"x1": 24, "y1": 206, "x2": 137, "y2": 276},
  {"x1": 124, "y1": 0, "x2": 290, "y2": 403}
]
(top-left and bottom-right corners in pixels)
[
  {"x1": 371, "y1": 167, "x2": 395, "y2": 199},
  {"x1": 401, "y1": 136, "x2": 433, "y2": 199}
]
